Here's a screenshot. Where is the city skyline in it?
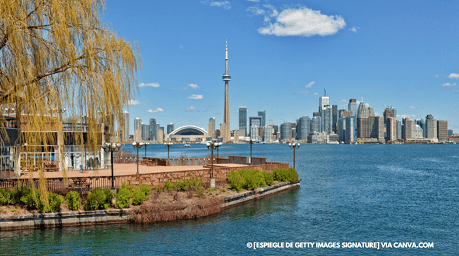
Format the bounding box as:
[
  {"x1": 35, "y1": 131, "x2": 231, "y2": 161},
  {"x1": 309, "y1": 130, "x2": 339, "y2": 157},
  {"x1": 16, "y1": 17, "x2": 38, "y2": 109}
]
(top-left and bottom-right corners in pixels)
[{"x1": 104, "y1": 1, "x2": 459, "y2": 133}]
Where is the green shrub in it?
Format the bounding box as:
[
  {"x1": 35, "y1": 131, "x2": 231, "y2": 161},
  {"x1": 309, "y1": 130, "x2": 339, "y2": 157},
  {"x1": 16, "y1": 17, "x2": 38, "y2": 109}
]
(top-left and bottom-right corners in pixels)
[
  {"x1": 285, "y1": 168, "x2": 299, "y2": 182},
  {"x1": 140, "y1": 184, "x2": 152, "y2": 195},
  {"x1": 154, "y1": 185, "x2": 162, "y2": 192},
  {"x1": 164, "y1": 181, "x2": 173, "y2": 192},
  {"x1": 195, "y1": 187, "x2": 206, "y2": 199},
  {"x1": 240, "y1": 169, "x2": 266, "y2": 190},
  {"x1": 115, "y1": 187, "x2": 132, "y2": 209},
  {"x1": 174, "y1": 179, "x2": 190, "y2": 191},
  {"x1": 227, "y1": 171, "x2": 246, "y2": 192},
  {"x1": 65, "y1": 191, "x2": 81, "y2": 211},
  {"x1": 262, "y1": 171, "x2": 274, "y2": 186},
  {"x1": 132, "y1": 188, "x2": 148, "y2": 206},
  {"x1": 47, "y1": 193, "x2": 64, "y2": 213},
  {"x1": 273, "y1": 168, "x2": 299, "y2": 182},
  {"x1": 20, "y1": 187, "x2": 39, "y2": 209},
  {"x1": 121, "y1": 183, "x2": 134, "y2": 192},
  {"x1": 84, "y1": 188, "x2": 111, "y2": 211},
  {"x1": 0, "y1": 188, "x2": 12, "y2": 205}
]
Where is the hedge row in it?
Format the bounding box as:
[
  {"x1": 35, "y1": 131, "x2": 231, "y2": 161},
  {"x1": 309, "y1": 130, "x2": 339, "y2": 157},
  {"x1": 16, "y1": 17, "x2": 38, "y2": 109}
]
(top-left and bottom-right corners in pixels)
[
  {"x1": 0, "y1": 187, "x2": 64, "y2": 213},
  {"x1": 227, "y1": 168, "x2": 299, "y2": 192},
  {"x1": 115, "y1": 183, "x2": 151, "y2": 209}
]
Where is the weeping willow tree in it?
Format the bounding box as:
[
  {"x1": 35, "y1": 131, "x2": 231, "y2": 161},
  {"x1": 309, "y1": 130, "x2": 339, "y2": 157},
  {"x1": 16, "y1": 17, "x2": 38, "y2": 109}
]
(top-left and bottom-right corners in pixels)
[{"x1": 0, "y1": 0, "x2": 140, "y2": 177}]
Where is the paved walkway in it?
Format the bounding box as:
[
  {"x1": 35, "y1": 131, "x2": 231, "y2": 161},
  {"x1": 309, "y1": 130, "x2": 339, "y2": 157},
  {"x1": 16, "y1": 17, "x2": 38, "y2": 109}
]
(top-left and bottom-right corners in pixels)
[{"x1": 21, "y1": 163, "x2": 247, "y2": 179}]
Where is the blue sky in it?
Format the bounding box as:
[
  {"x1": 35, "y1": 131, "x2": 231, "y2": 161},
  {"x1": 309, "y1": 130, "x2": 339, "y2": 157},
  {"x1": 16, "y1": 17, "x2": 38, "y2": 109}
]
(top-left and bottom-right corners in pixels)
[{"x1": 102, "y1": 0, "x2": 459, "y2": 133}]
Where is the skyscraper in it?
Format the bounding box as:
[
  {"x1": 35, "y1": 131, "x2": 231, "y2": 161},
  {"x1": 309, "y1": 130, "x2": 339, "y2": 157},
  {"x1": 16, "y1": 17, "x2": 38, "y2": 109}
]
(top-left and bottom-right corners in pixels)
[
  {"x1": 402, "y1": 118, "x2": 414, "y2": 140},
  {"x1": 345, "y1": 116, "x2": 355, "y2": 143},
  {"x1": 167, "y1": 123, "x2": 174, "y2": 134},
  {"x1": 222, "y1": 40, "x2": 231, "y2": 142},
  {"x1": 386, "y1": 117, "x2": 397, "y2": 142},
  {"x1": 280, "y1": 122, "x2": 292, "y2": 142},
  {"x1": 134, "y1": 117, "x2": 142, "y2": 130},
  {"x1": 123, "y1": 111, "x2": 129, "y2": 141},
  {"x1": 425, "y1": 115, "x2": 437, "y2": 139},
  {"x1": 298, "y1": 116, "x2": 310, "y2": 141},
  {"x1": 249, "y1": 116, "x2": 262, "y2": 136},
  {"x1": 348, "y1": 99, "x2": 357, "y2": 117},
  {"x1": 149, "y1": 118, "x2": 156, "y2": 141},
  {"x1": 437, "y1": 120, "x2": 448, "y2": 142},
  {"x1": 319, "y1": 88, "x2": 331, "y2": 134},
  {"x1": 239, "y1": 107, "x2": 247, "y2": 137},
  {"x1": 258, "y1": 110, "x2": 266, "y2": 127},
  {"x1": 332, "y1": 105, "x2": 338, "y2": 134}
]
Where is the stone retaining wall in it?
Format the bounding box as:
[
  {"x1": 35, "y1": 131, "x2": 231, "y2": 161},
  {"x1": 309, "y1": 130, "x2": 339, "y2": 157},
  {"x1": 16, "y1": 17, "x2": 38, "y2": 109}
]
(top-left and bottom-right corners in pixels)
[{"x1": 0, "y1": 180, "x2": 300, "y2": 231}]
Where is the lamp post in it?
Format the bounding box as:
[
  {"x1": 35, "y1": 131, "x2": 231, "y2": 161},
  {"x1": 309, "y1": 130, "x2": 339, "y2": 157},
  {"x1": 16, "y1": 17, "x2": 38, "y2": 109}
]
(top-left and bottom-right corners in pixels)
[
  {"x1": 248, "y1": 139, "x2": 254, "y2": 165},
  {"x1": 132, "y1": 142, "x2": 144, "y2": 175},
  {"x1": 288, "y1": 142, "x2": 300, "y2": 169},
  {"x1": 101, "y1": 143, "x2": 122, "y2": 189},
  {"x1": 144, "y1": 142, "x2": 150, "y2": 158},
  {"x1": 206, "y1": 140, "x2": 221, "y2": 187},
  {"x1": 164, "y1": 142, "x2": 173, "y2": 159}
]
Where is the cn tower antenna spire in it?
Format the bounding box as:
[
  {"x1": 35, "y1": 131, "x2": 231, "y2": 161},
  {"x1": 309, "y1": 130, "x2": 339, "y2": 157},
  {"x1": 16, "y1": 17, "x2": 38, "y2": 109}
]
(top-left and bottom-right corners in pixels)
[{"x1": 226, "y1": 39, "x2": 228, "y2": 60}]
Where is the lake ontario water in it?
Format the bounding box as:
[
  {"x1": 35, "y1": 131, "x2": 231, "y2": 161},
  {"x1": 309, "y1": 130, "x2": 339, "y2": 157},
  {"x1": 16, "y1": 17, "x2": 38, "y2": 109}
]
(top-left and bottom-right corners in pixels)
[{"x1": 1, "y1": 144, "x2": 458, "y2": 255}]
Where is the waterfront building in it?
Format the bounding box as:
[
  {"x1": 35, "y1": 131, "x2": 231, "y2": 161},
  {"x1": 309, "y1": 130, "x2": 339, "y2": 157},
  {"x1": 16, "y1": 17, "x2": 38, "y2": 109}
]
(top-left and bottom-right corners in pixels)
[
  {"x1": 263, "y1": 126, "x2": 273, "y2": 143},
  {"x1": 383, "y1": 108, "x2": 392, "y2": 124},
  {"x1": 448, "y1": 129, "x2": 453, "y2": 136},
  {"x1": 414, "y1": 124, "x2": 423, "y2": 138},
  {"x1": 272, "y1": 125, "x2": 278, "y2": 139},
  {"x1": 386, "y1": 117, "x2": 397, "y2": 142},
  {"x1": 169, "y1": 125, "x2": 208, "y2": 143},
  {"x1": 402, "y1": 118, "x2": 414, "y2": 140},
  {"x1": 338, "y1": 118, "x2": 346, "y2": 142},
  {"x1": 308, "y1": 132, "x2": 329, "y2": 144},
  {"x1": 390, "y1": 107, "x2": 397, "y2": 119},
  {"x1": 249, "y1": 116, "x2": 262, "y2": 136},
  {"x1": 207, "y1": 122, "x2": 214, "y2": 139},
  {"x1": 234, "y1": 129, "x2": 239, "y2": 143},
  {"x1": 348, "y1": 99, "x2": 358, "y2": 117},
  {"x1": 374, "y1": 116, "x2": 385, "y2": 142},
  {"x1": 425, "y1": 115, "x2": 437, "y2": 139},
  {"x1": 297, "y1": 116, "x2": 310, "y2": 141},
  {"x1": 149, "y1": 118, "x2": 156, "y2": 142},
  {"x1": 134, "y1": 117, "x2": 142, "y2": 130},
  {"x1": 357, "y1": 117, "x2": 374, "y2": 139},
  {"x1": 319, "y1": 89, "x2": 331, "y2": 134},
  {"x1": 222, "y1": 40, "x2": 231, "y2": 142},
  {"x1": 280, "y1": 122, "x2": 293, "y2": 142},
  {"x1": 332, "y1": 105, "x2": 338, "y2": 134},
  {"x1": 437, "y1": 120, "x2": 448, "y2": 142},
  {"x1": 141, "y1": 123, "x2": 149, "y2": 141},
  {"x1": 250, "y1": 126, "x2": 260, "y2": 142},
  {"x1": 239, "y1": 107, "x2": 247, "y2": 137},
  {"x1": 311, "y1": 116, "x2": 321, "y2": 133},
  {"x1": 167, "y1": 123, "x2": 174, "y2": 134},
  {"x1": 258, "y1": 110, "x2": 266, "y2": 127},
  {"x1": 134, "y1": 129, "x2": 141, "y2": 142},
  {"x1": 157, "y1": 128, "x2": 164, "y2": 143},
  {"x1": 396, "y1": 120, "x2": 402, "y2": 140},
  {"x1": 345, "y1": 116, "x2": 355, "y2": 143},
  {"x1": 123, "y1": 111, "x2": 129, "y2": 141}
]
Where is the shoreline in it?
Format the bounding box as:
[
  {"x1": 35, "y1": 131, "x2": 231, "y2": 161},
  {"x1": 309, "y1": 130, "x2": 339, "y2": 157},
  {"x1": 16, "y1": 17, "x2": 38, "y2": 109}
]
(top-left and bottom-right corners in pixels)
[{"x1": 0, "y1": 180, "x2": 300, "y2": 231}]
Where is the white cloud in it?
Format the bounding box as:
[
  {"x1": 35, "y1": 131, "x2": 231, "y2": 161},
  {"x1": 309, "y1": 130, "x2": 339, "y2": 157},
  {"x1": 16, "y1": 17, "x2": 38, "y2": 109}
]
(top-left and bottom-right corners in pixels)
[
  {"x1": 209, "y1": 1, "x2": 231, "y2": 10},
  {"x1": 187, "y1": 84, "x2": 200, "y2": 89},
  {"x1": 187, "y1": 94, "x2": 204, "y2": 100},
  {"x1": 349, "y1": 27, "x2": 360, "y2": 34},
  {"x1": 248, "y1": 0, "x2": 259, "y2": 2},
  {"x1": 139, "y1": 83, "x2": 160, "y2": 88},
  {"x1": 258, "y1": 6, "x2": 346, "y2": 37},
  {"x1": 145, "y1": 108, "x2": 165, "y2": 113},
  {"x1": 397, "y1": 114, "x2": 417, "y2": 119},
  {"x1": 184, "y1": 106, "x2": 196, "y2": 112},
  {"x1": 448, "y1": 73, "x2": 459, "y2": 79},
  {"x1": 247, "y1": 6, "x2": 265, "y2": 15},
  {"x1": 314, "y1": 92, "x2": 318, "y2": 95},
  {"x1": 407, "y1": 106, "x2": 418, "y2": 109},
  {"x1": 128, "y1": 100, "x2": 145, "y2": 105},
  {"x1": 305, "y1": 81, "x2": 315, "y2": 88},
  {"x1": 442, "y1": 82, "x2": 457, "y2": 87},
  {"x1": 435, "y1": 74, "x2": 439, "y2": 78}
]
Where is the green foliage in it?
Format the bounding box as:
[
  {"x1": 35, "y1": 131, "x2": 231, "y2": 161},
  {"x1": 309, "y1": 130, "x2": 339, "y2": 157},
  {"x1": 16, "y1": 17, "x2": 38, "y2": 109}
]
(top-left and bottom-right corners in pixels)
[
  {"x1": 115, "y1": 188, "x2": 132, "y2": 209},
  {"x1": 140, "y1": 184, "x2": 152, "y2": 196},
  {"x1": 0, "y1": 188, "x2": 12, "y2": 205},
  {"x1": 65, "y1": 191, "x2": 81, "y2": 211},
  {"x1": 47, "y1": 193, "x2": 64, "y2": 213},
  {"x1": 227, "y1": 171, "x2": 246, "y2": 192},
  {"x1": 262, "y1": 171, "x2": 274, "y2": 186},
  {"x1": 239, "y1": 169, "x2": 266, "y2": 190},
  {"x1": 195, "y1": 187, "x2": 206, "y2": 199},
  {"x1": 20, "y1": 187, "x2": 39, "y2": 209},
  {"x1": 273, "y1": 168, "x2": 299, "y2": 182},
  {"x1": 174, "y1": 179, "x2": 190, "y2": 191},
  {"x1": 132, "y1": 188, "x2": 148, "y2": 206},
  {"x1": 154, "y1": 185, "x2": 162, "y2": 192},
  {"x1": 84, "y1": 188, "x2": 112, "y2": 211},
  {"x1": 121, "y1": 183, "x2": 135, "y2": 192},
  {"x1": 189, "y1": 177, "x2": 203, "y2": 191},
  {"x1": 164, "y1": 181, "x2": 173, "y2": 192}
]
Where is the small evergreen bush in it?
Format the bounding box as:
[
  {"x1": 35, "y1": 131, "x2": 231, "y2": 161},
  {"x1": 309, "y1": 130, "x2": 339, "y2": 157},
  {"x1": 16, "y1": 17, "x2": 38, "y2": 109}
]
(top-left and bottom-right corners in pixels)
[
  {"x1": 227, "y1": 171, "x2": 246, "y2": 192},
  {"x1": 262, "y1": 171, "x2": 274, "y2": 186},
  {"x1": 65, "y1": 191, "x2": 81, "y2": 211},
  {"x1": 273, "y1": 168, "x2": 299, "y2": 182},
  {"x1": 164, "y1": 181, "x2": 173, "y2": 192},
  {"x1": 132, "y1": 188, "x2": 148, "y2": 206},
  {"x1": 0, "y1": 188, "x2": 12, "y2": 205},
  {"x1": 47, "y1": 193, "x2": 64, "y2": 213},
  {"x1": 140, "y1": 184, "x2": 152, "y2": 195},
  {"x1": 240, "y1": 169, "x2": 266, "y2": 190},
  {"x1": 115, "y1": 187, "x2": 132, "y2": 209},
  {"x1": 121, "y1": 183, "x2": 134, "y2": 192},
  {"x1": 189, "y1": 177, "x2": 203, "y2": 191},
  {"x1": 84, "y1": 188, "x2": 111, "y2": 211}
]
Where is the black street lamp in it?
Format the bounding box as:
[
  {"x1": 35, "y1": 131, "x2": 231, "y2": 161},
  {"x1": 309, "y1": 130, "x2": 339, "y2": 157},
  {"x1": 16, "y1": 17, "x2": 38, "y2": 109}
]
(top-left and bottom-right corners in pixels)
[
  {"x1": 288, "y1": 142, "x2": 300, "y2": 169},
  {"x1": 101, "y1": 143, "x2": 122, "y2": 189},
  {"x1": 132, "y1": 142, "x2": 144, "y2": 175},
  {"x1": 164, "y1": 142, "x2": 173, "y2": 159},
  {"x1": 206, "y1": 140, "x2": 222, "y2": 187},
  {"x1": 248, "y1": 139, "x2": 254, "y2": 165},
  {"x1": 144, "y1": 142, "x2": 150, "y2": 158}
]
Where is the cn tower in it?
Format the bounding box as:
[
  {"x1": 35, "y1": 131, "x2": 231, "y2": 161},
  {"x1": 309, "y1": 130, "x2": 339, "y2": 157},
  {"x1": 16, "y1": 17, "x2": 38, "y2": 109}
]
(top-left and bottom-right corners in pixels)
[{"x1": 222, "y1": 40, "x2": 231, "y2": 142}]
